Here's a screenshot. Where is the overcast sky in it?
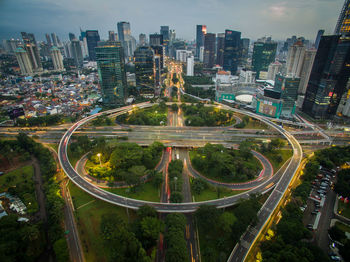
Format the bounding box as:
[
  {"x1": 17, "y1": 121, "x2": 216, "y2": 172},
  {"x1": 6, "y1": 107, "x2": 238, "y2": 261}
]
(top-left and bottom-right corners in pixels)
[{"x1": 0, "y1": 0, "x2": 345, "y2": 42}]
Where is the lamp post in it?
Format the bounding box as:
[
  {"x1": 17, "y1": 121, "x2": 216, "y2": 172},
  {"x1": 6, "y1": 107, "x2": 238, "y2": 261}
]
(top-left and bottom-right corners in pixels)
[{"x1": 97, "y1": 153, "x2": 102, "y2": 167}]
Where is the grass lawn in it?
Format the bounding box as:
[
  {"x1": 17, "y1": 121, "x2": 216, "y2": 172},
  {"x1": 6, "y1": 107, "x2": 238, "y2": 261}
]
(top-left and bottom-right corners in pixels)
[
  {"x1": 0, "y1": 165, "x2": 38, "y2": 213},
  {"x1": 105, "y1": 183, "x2": 160, "y2": 202},
  {"x1": 264, "y1": 149, "x2": 293, "y2": 171},
  {"x1": 68, "y1": 182, "x2": 135, "y2": 262},
  {"x1": 192, "y1": 186, "x2": 245, "y2": 202},
  {"x1": 335, "y1": 221, "x2": 350, "y2": 234},
  {"x1": 338, "y1": 201, "x2": 350, "y2": 219},
  {"x1": 67, "y1": 145, "x2": 87, "y2": 167},
  {"x1": 47, "y1": 143, "x2": 58, "y2": 153}
]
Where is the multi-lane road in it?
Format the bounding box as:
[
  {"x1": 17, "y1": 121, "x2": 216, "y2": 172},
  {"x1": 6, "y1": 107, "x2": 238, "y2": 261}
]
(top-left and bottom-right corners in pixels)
[{"x1": 56, "y1": 102, "x2": 302, "y2": 215}]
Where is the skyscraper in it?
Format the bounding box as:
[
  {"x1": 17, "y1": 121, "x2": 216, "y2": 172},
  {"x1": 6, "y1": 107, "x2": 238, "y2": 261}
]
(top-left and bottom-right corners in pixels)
[
  {"x1": 70, "y1": 40, "x2": 83, "y2": 67},
  {"x1": 286, "y1": 41, "x2": 306, "y2": 77},
  {"x1": 241, "y1": 38, "x2": 250, "y2": 61},
  {"x1": 134, "y1": 46, "x2": 154, "y2": 88},
  {"x1": 15, "y1": 47, "x2": 33, "y2": 75},
  {"x1": 108, "y1": 31, "x2": 116, "y2": 41},
  {"x1": 267, "y1": 61, "x2": 282, "y2": 81},
  {"x1": 274, "y1": 74, "x2": 300, "y2": 116},
  {"x1": 117, "y1": 22, "x2": 131, "y2": 42},
  {"x1": 298, "y1": 49, "x2": 317, "y2": 95},
  {"x1": 335, "y1": 0, "x2": 350, "y2": 35},
  {"x1": 69, "y1": 33, "x2": 76, "y2": 41},
  {"x1": 154, "y1": 55, "x2": 161, "y2": 87},
  {"x1": 21, "y1": 32, "x2": 36, "y2": 45},
  {"x1": 203, "y1": 33, "x2": 216, "y2": 68},
  {"x1": 196, "y1": 25, "x2": 207, "y2": 58},
  {"x1": 96, "y1": 41, "x2": 127, "y2": 106},
  {"x1": 51, "y1": 33, "x2": 58, "y2": 46},
  {"x1": 216, "y1": 33, "x2": 225, "y2": 67},
  {"x1": 223, "y1": 29, "x2": 241, "y2": 74},
  {"x1": 187, "y1": 56, "x2": 194, "y2": 76},
  {"x1": 252, "y1": 40, "x2": 277, "y2": 79},
  {"x1": 139, "y1": 34, "x2": 146, "y2": 46},
  {"x1": 149, "y1": 34, "x2": 163, "y2": 46},
  {"x1": 50, "y1": 46, "x2": 64, "y2": 71},
  {"x1": 45, "y1": 34, "x2": 52, "y2": 46},
  {"x1": 302, "y1": 35, "x2": 350, "y2": 118},
  {"x1": 315, "y1": 30, "x2": 325, "y2": 49},
  {"x1": 24, "y1": 43, "x2": 42, "y2": 71},
  {"x1": 160, "y1": 26, "x2": 169, "y2": 55},
  {"x1": 85, "y1": 30, "x2": 100, "y2": 61}
]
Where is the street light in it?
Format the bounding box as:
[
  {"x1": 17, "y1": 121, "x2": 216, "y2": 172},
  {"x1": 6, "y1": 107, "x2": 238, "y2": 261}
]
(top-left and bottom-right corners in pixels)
[{"x1": 97, "y1": 153, "x2": 102, "y2": 167}]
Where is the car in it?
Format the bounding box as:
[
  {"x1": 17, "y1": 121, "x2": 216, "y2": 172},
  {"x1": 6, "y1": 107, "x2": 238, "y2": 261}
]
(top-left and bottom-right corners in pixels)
[
  {"x1": 317, "y1": 190, "x2": 326, "y2": 194},
  {"x1": 315, "y1": 203, "x2": 320, "y2": 208},
  {"x1": 311, "y1": 211, "x2": 318, "y2": 215},
  {"x1": 314, "y1": 195, "x2": 321, "y2": 200},
  {"x1": 330, "y1": 255, "x2": 341, "y2": 261}
]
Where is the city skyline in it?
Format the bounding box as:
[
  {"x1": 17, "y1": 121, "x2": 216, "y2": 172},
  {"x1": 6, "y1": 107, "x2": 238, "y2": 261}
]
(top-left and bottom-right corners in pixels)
[{"x1": 0, "y1": 0, "x2": 344, "y2": 42}]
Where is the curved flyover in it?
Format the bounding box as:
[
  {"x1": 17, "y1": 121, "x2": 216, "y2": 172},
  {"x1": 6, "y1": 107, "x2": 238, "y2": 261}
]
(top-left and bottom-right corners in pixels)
[{"x1": 58, "y1": 102, "x2": 302, "y2": 213}]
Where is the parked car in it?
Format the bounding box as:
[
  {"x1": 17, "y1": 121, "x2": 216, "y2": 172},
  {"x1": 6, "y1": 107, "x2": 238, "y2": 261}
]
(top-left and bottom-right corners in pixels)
[{"x1": 311, "y1": 211, "x2": 318, "y2": 215}]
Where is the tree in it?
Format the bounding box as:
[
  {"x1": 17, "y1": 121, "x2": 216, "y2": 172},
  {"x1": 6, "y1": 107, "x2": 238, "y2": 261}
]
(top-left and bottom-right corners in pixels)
[
  {"x1": 110, "y1": 143, "x2": 143, "y2": 169},
  {"x1": 195, "y1": 205, "x2": 220, "y2": 232},
  {"x1": 170, "y1": 192, "x2": 183, "y2": 203},
  {"x1": 171, "y1": 103, "x2": 179, "y2": 112},
  {"x1": 192, "y1": 178, "x2": 207, "y2": 195},
  {"x1": 139, "y1": 217, "x2": 164, "y2": 249}
]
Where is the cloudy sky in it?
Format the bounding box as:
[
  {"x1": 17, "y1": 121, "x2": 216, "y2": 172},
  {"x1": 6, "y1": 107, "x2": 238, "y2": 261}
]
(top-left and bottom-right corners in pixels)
[{"x1": 0, "y1": 0, "x2": 345, "y2": 42}]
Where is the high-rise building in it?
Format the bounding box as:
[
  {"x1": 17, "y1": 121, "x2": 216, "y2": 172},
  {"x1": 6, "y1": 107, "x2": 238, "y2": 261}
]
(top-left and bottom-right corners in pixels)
[
  {"x1": 216, "y1": 33, "x2": 225, "y2": 67},
  {"x1": 96, "y1": 41, "x2": 127, "y2": 106},
  {"x1": 154, "y1": 55, "x2": 161, "y2": 87},
  {"x1": 199, "y1": 46, "x2": 204, "y2": 62},
  {"x1": 2, "y1": 39, "x2": 21, "y2": 54},
  {"x1": 21, "y1": 32, "x2": 36, "y2": 45},
  {"x1": 298, "y1": 49, "x2": 317, "y2": 95},
  {"x1": 69, "y1": 33, "x2": 76, "y2": 41},
  {"x1": 151, "y1": 45, "x2": 164, "y2": 69},
  {"x1": 267, "y1": 61, "x2": 282, "y2": 81},
  {"x1": 85, "y1": 30, "x2": 100, "y2": 61},
  {"x1": 70, "y1": 40, "x2": 83, "y2": 67},
  {"x1": 24, "y1": 43, "x2": 42, "y2": 71},
  {"x1": 315, "y1": 30, "x2": 325, "y2": 49},
  {"x1": 302, "y1": 35, "x2": 350, "y2": 119},
  {"x1": 117, "y1": 22, "x2": 131, "y2": 42},
  {"x1": 196, "y1": 25, "x2": 207, "y2": 58},
  {"x1": 134, "y1": 46, "x2": 154, "y2": 88},
  {"x1": 139, "y1": 34, "x2": 147, "y2": 46},
  {"x1": 241, "y1": 38, "x2": 250, "y2": 61},
  {"x1": 252, "y1": 40, "x2": 277, "y2": 79},
  {"x1": 286, "y1": 41, "x2": 306, "y2": 77},
  {"x1": 149, "y1": 34, "x2": 163, "y2": 46},
  {"x1": 45, "y1": 34, "x2": 52, "y2": 46},
  {"x1": 51, "y1": 33, "x2": 58, "y2": 46},
  {"x1": 160, "y1": 26, "x2": 169, "y2": 55},
  {"x1": 335, "y1": 0, "x2": 350, "y2": 35},
  {"x1": 203, "y1": 33, "x2": 216, "y2": 68},
  {"x1": 187, "y1": 56, "x2": 194, "y2": 76},
  {"x1": 109, "y1": 31, "x2": 116, "y2": 41},
  {"x1": 274, "y1": 74, "x2": 300, "y2": 116},
  {"x1": 15, "y1": 47, "x2": 33, "y2": 75},
  {"x1": 223, "y1": 29, "x2": 241, "y2": 74},
  {"x1": 169, "y1": 30, "x2": 176, "y2": 43},
  {"x1": 176, "y1": 50, "x2": 192, "y2": 63},
  {"x1": 50, "y1": 46, "x2": 64, "y2": 71}
]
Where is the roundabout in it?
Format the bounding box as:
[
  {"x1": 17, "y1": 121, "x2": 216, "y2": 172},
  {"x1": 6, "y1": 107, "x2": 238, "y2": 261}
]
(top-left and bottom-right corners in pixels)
[{"x1": 58, "y1": 102, "x2": 302, "y2": 213}]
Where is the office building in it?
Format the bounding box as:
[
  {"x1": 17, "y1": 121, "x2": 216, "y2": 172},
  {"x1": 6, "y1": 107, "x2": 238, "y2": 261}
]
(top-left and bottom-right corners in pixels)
[
  {"x1": 85, "y1": 30, "x2": 100, "y2": 61},
  {"x1": 169, "y1": 30, "x2": 176, "y2": 43},
  {"x1": 154, "y1": 55, "x2": 161, "y2": 87},
  {"x1": 2, "y1": 39, "x2": 21, "y2": 54},
  {"x1": 315, "y1": 30, "x2": 324, "y2": 49},
  {"x1": 275, "y1": 74, "x2": 300, "y2": 117},
  {"x1": 335, "y1": 0, "x2": 350, "y2": 35},
  {"x1": 134, "y1": 46, "x2": 154, "y2": 87},
  {"x1": 216, "y1": 33, "x2": 225, "y2": 67},
  {"x1": 223, "y1": 29, "x2": 241, "y2": 75},
  {"x1": 160, "y1": 26, "x2": 169, "y2": 55},
  {"x1": 50, "y1": 46, "x2": 64, "y2": 71},
  {"x1": 267, "y1": 61, "x2": 282, "y2": 81},
  {"x1": 139, "y1": 33, "x2": 147, "y2": 46},
  {"x1": 149, "y1": 34, "x2": 163, "y2": 46},
  {"x1": 176, "y1": 50, "x2": 192, "y2": 63},
  {"x1": 96, "y1": 41, "x2": 127, "y2": 106},
  {"x1": 187, "y1": 56, "x2": 194, "y2": 76},
  {"x1": 286, "y1": 41, "x2": 306, "y2": 77},
  {"x1": 241, "y1": 38, "x2": 250, "y2": 61},
  {"x1": 203, "y1": 33, "x2": 216, "y2": 68},
  {"x1": 252, "y1": 40, "x2": 277, "y2": 79},
  {"x1": 298, "y1": 49, "x2": 317, "y2": 95},
  {"x1": 302, "y1": 35, "x2": 350, "y2": 119},
  {"x1": 109, "y1": 31, "x2": 116, "y2": 41},
  {"x1": 15, "y1": 47, "x2": 33, "y2": 75},
  {"x1": 196, "y1": 25, "x2": 207, "y2": 58},
  {"x1": 70, "y1": 40, "x2": 84, "y2": 67},
  {"x1": 69, "y1": 33, "x2": 76, "y2": 41},
  {"x1": 151, "y1": 45, "x2": 164, "y2": 69},
  {"x1": 117, "y1": 22, "x2": 131, "y2": 42}
]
